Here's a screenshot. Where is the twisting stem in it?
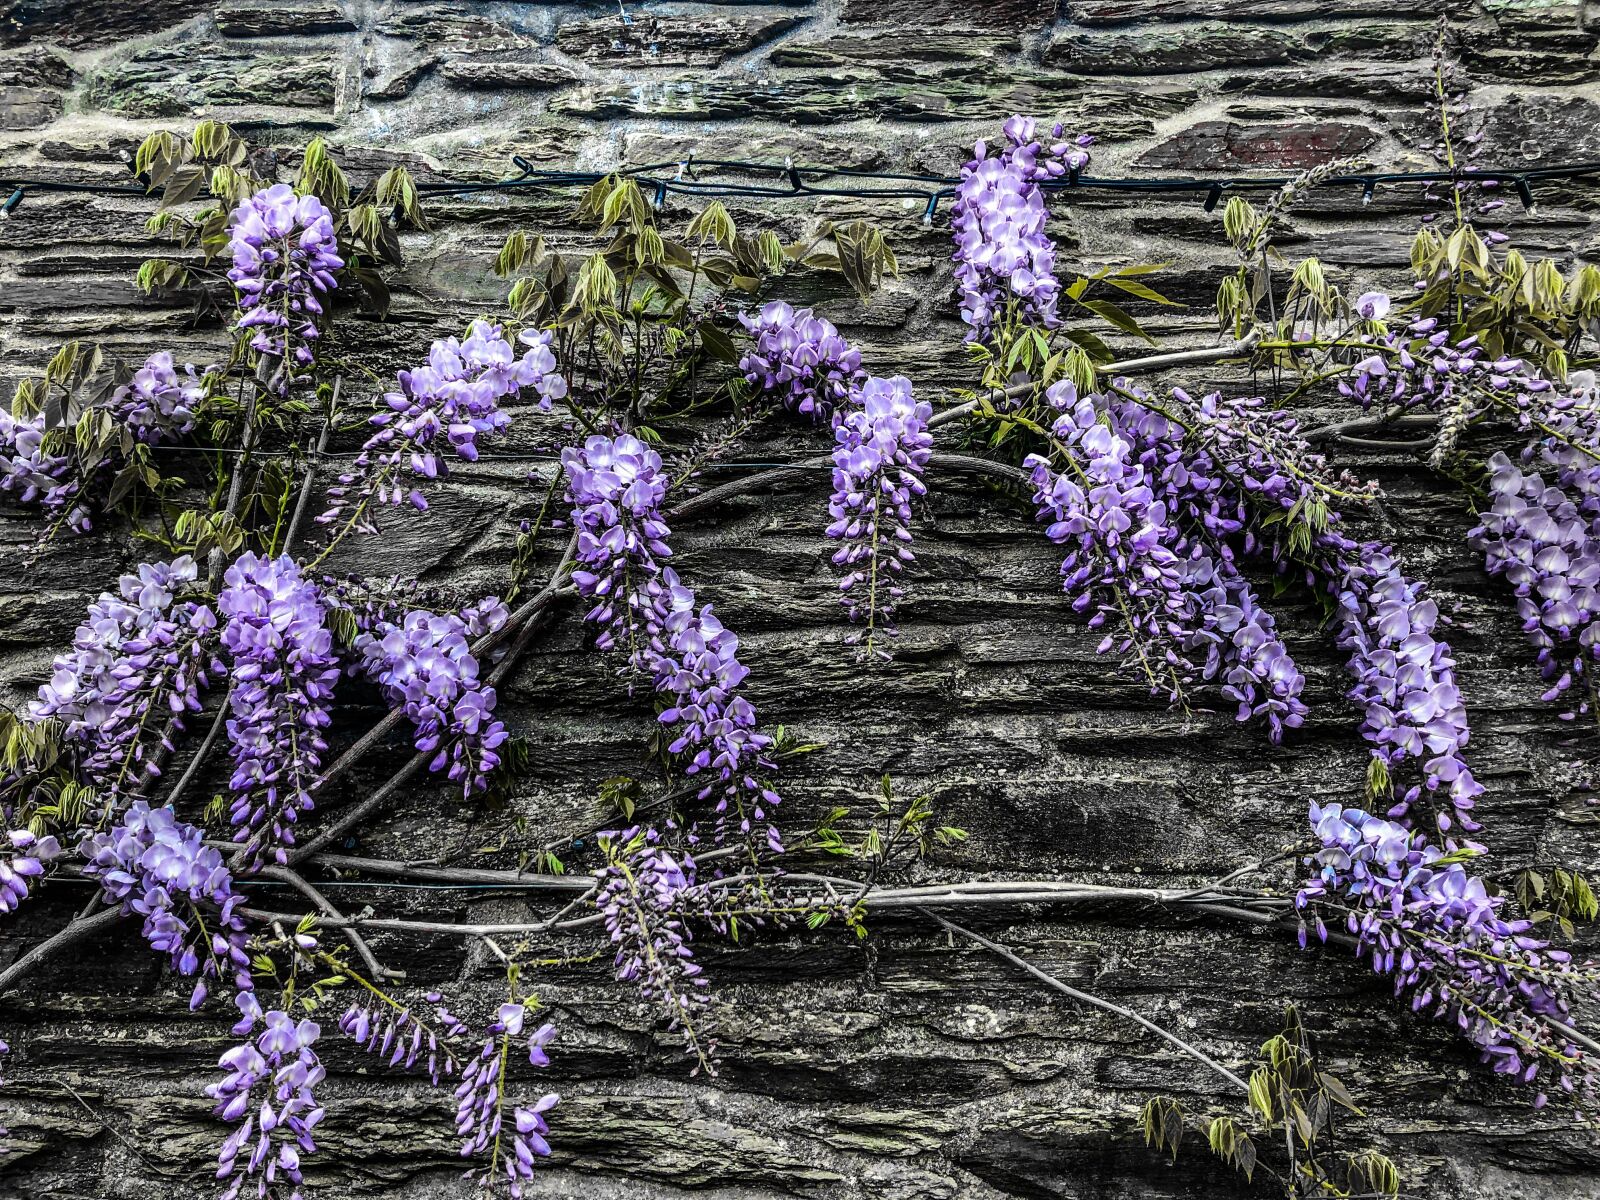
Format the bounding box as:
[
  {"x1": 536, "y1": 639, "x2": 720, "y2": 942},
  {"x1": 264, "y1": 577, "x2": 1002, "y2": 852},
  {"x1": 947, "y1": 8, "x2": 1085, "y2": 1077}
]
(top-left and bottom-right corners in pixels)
[
  {"x1": 260, "y1": 864, "x2": 398, "y2": 981},
  {"x1": 0, "y1": 906, "x2": 122, "y2": 997},
  {"x1": 921, "y1": 910, "x2": 1251, "y2": 1094},
  {"x1": 282, "y1": 376, "x2": 340, "y2": 557},
  {"x1": 208, "y1": 353, "x2": 279, "y2": 591},
  {"x1": 162, "y1": 691, "x2": 232, "y2": 811}
]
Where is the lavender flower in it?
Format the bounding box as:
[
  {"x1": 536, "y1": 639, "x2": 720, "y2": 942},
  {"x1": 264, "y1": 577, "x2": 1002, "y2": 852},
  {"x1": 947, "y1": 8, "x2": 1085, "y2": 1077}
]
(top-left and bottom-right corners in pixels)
[
  {"x1": 827, "y1": 375, "x2": 932, "y2": 653},
  {"x1": 110, "y1": 351, "x2": 204, "y2": 444},
  {"x1": 339, "y1": 989, "x2": 469, "y2": 1087},
  {"x1": 227, "y1": 183, "x2": 344, "y2": 384},
  {"x1": 31, "y1": 555, "x2": 219, "y2": 802},
  {"x1": 218, "y1": 553, "x2": 340, "y2": 869},
  {"x1": 353, "y1": 604, "x2": 511, "y2": 796},
  {"x1": 322, "y1": 321, "x2": 566, "y2": 535},
  {"x1": 562, "y1": 435, "x2": 783, "y2": 848},
  {"x1": 1470, "y1": 452, "x2": 1600, "y2": 718},
  {"x1": 0, "y1": 829, "x2": 61, "y2": 918},
  {"x1": 454, "y1": 1004, "x2": 558, "y2": 1195},
  {"x1": 951, "y1": 116, "x2": 1090, "y2": 341},
  {"x1": 738, "y1": 301, "x2": 863, "y2": 422},
  {"x1": 0, "y1": 406, "x2": 87, "y2": 533},
  {"x1": 209, "y1": 1003, "x2": 326, "y2": 1200},
  {"x1": 597, "y1": 827, "x2": 716, "y2": 1072},
  {"x1": 81, "y1": 800, "x2": 252, "y2": 1006},
  {"x1": 1297, "y1": 802, "x2": 1595, "y2": 1108}
]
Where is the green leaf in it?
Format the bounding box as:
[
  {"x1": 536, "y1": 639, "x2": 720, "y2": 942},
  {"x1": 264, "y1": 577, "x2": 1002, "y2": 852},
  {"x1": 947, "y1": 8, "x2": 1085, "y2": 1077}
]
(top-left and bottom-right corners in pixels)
[{"x1": 1103, "y1": 275, "x2": 1181, "y2": 307}]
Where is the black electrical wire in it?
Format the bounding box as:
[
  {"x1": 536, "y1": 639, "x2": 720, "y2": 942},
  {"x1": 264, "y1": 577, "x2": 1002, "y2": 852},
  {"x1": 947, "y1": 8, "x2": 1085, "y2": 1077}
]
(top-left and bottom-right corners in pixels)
[{"x1": 3, "y1": 154, "x2": 1598, "y2": 218}]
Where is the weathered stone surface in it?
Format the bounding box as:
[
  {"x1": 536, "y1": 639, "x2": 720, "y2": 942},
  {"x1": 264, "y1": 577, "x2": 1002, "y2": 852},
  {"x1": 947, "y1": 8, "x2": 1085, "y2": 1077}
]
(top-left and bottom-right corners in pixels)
[
  {"x1": 86, "y1": 42, "x2": 338, "y2": 117},
  {"x1": 2, "y1": 3, "x2": 1600, "y2": 1199},
  {"x1": 1136, "y1": 119, "x2": 1382, "y2": 169},
  {"x1": 556, "y1": 10, "x2": 804, "y2": 67},
  {"x1": 0, "y1": 81, "x2": 57, "y2": 128},
  {"x1": 1046, "y1": 22, "x2": 1310, "y2": 74},
  {"x1": 214, "y1": 1, "x2": 355, "y2": 39}
]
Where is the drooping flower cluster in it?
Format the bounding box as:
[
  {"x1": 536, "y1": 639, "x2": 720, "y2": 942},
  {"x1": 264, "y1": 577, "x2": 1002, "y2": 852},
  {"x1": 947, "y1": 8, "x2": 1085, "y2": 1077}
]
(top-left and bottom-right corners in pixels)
[
  {"x1": 1297, "y1": 802, "x2": 1595, "y2": 1107},
  {"x1": 738, "y1": 301, "x2": 863, "y2": 422},
  {"x1": 321, "y1": 321, "x2": 567, "y2": 535},
  {"x1": 339, "y1": 989, "x2": 470, "y2": 1087},
  {"x1": 0, "y1": 406, "x2": 85, "y2": 532},
  {"x1": 826, "y1": 375, "x2": 932, "y2": 653},
  {"x1": 0, "y1": 829, "x2": 61, "y2": 917},
  {"x1": 454, "y1": 1004, "x2": 558, "y2": 1196},
  {"x1": 951, "y1": 116, "x2": 1090, "y2": 341},
  {"x1": 0, "y1": 352, "x2": 204, "y2": 536},
  {"x1": 31, "y1": 555, "x2": 219, "y2": 802},
  {"x1": 1334, "y1": 549, "x2": 1481, "y2": 835},
  {"x1": 353, "y1": 601, "x2": 510, "y2": 796},
  {"x1": 1471, "y1": 451, "x2": 1600, "y2": 718},
  {"x1": 597, "y1": 827, "x2": 716, "y2": 1071},
  {"x1": 218, "y1": 553, "x2": 341, "y2": 869},
  {"x1": 209, "y1": 998, "x2": 326, "y2": 1200},
  {"x1": 562, "y1": 435, "x2": 782, "y2": 846},
  {"x1": 80, "y1": 800, "x2": 253, "y2": 1007},
  {"x1": 227, "y1": 183, "x2": 343, "y2": 383}
]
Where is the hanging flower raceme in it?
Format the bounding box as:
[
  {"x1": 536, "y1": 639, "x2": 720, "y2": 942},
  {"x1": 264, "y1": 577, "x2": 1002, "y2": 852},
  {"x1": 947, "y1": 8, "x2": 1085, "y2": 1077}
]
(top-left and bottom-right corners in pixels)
[
  {"x1": 353, "y1": 601, "x2": 511, "y2": 796},
  {"x1": 1297, "y1": 802, "x2": 1596, "y2": 1109},
  {"x1": 826, "y1": 375, "x2": 931, "y2": 654},
  {"x1": 562, "y1": 432, "x2": 674, "y2": 668},
  {"x1": 598, "y1": 827, "x2": 717, "y2": 1072},
  {"x1": 0, "y1": 406, "x2": 85, "y2": 532},
  {"x1": 209, "y1": 1000, "x2": 326, "y2": 1200},
  {"x1": 453, "y1": 1004, "x2": 559, "y2": 1196},
  {"x1": 81, "y1": 800, "x2": 253, "y2": 1007},
  {"x1": 218, "y1": 553, "x2": 340, "y2": 870},
  {"x1": 951, "y1": 116, "x2": 1090, "y2": 342},
  {"x1": 738, "y1": 301, "x2": 863, "y2": 423},
  {"x1": 1470, "y1": 452, "x2": 1600, "y2": 718},
  {"x1": 563, "y1": 435, "x2": 784, "y2": 847},
  {"x1": 1334, "y1": 549, "x2": 1481, "y2": 836},
  {"x1": 111, "y1": 351, "x2": 204, "y2": 445},
  {"x1": 0, "y1": 829, "x2": 61, "y2": 918},
  {"x1": 226, "y1": 183, "x2": 343, "y2": 386},
  {"x1": 339, "y1": 989, "x2": 470, "y2": 1087},
  {"x1": 322, "y1": 321, "x2": 566, "y2": 536},
  {"x1": 31, "y1": 555, "x2": 219, "y2": 803}
]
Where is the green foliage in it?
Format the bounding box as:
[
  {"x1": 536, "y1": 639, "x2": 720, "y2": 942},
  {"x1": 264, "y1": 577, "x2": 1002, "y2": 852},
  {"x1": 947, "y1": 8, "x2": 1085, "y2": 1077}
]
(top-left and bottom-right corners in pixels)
[
  {"x1": 1516, "y1": 867, "x2": 1600, "y2": 939},
  {"x1": 1139, "y1": 1006, "x2": 1400, "y2": 1200}
]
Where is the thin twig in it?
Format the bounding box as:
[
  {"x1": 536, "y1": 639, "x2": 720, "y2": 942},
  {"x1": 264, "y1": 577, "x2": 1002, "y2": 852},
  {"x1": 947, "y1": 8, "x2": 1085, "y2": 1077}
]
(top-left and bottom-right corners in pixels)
[
  {"x1": 162, "y1": 692, "x2": 232, "y2": 811},
  {"x1": 922, "y1": 910, "x2": 1251, "y2": 1093},
  {"x1": 259, "y1": 864, "x2": 398, "y2": 982},
  {"x1": 0, "y1": 906, "x2": 122, "y2": 997},
  {"x1": 282, "y1": 375, "x2": 340, "y2": 556}
]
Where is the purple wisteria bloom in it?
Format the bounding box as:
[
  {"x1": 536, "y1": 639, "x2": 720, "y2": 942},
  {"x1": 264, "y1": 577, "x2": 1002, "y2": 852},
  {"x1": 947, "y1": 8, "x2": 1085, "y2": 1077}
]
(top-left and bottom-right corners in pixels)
[
  {"x1": 454, "y1": 1004, "x2": 558, "y2": 1196},
  {"x1": 562, "y1": 435, "x2": 782, "y2": 847},
  {"x1": 827, "y1": 375, "x2": 932, "y2": 653},
  {"x1": 339, "y1": 989, "x2": 470, "y2": 1087},
  {"x1": 0, "y1": 406, "x2": 85, "y2": 532},
  {"x1": 81, "y1": 800, "x2": 253, "y2": 1007},
  {"x1": 1471, "y1": 452, "x2": 1600, "y2": 718},
  {"x1": 322, "y1": 321, "x2": 566, "y2": 534},
  {"x1": 353, "y1": 604, "x2": 511, "y2": 796},
  {"x1": 598, "y1": 826, "x2": 716, "y2": 1071},
  {"x1": 31, "y1": 555, "x2": 219, "y2": 801},
  {"x1": 227, "y1": 183, "x2": 344, "y2": 385},
  {"x1": 951, "y1": 116, "x2": 1091, "y2": 341},
  {"x1": 1297, "y1": 801, "x2": 1594, "y2": 1109},
  {"x1": 111, "y1": 351, "x2": 204, "y2": 444},
  {"x1": 0, "y1": 829, "x2": 61, "y2": 918},
  {"x1": 209, "y1": 1002, "x2": 326, "y2": 1200},
  {"x1": 218, "y1": 553, "x2": 341, "y2": 869},
  {"x1": 738, "y1": 301, "x2": 863, "y2": 422}
]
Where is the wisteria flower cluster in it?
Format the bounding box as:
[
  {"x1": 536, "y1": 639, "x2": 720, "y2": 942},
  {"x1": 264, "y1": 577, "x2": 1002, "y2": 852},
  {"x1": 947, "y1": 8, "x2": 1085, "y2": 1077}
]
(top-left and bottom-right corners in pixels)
[
  {"x1": 562, "y1": 434, "x2": 782, "y2": 847},
  {"x1": 321, "y1": 321, "x2": 567, "y2": 534},
  {"x1": 453, "y1": 1003, "x2": 559, "y2": 1196},
  {"x1": 81, "y1": 800, "x2": 253, "y2": 1007},
  {"x1": 826, "y1": 374, "x2": 932, "y2": 652},
  {"x1": 209, "y1": 998, "x2": 326, "y2": 1200},
  {"x1": 110, "y1": 351, "x2": 205, "y2": 445},
  {"x1": 31, "y1": 555, "x2": 219, "y2": 801},
  {"x1": 0, "y1": 406, "x2": 85, "y2": 532},
  {"x1": 218, "y1": 552, "x2": 341, "y2": 869},
  {"x1": 951, "y1": 115, "x2": 1090, "y2": 341},
  {"x1": 227, "y1": 183, "x2": 343, "y2": 383},
  {"x1": 354, "y1": 602, "x2": 510, "y2": 796},
  {"x1": 738, "y1": 301, "x2": 863, "y2": 422},
  {"x1": 339, "y1": 989, "x2": 470, "y2": 1086},
  {"x1": 0, "y1": 829, "x2": 61, "y2": 917},
  {"x1": 1471, "y1": 451, "x2": 1600, "y2": 718},
  {"x1": 597, "y1": 827, "x2": 716, "y2": 1071},
  {"x1": 1297, "y1": 802, "x2": 1594, "y2": 1107}
]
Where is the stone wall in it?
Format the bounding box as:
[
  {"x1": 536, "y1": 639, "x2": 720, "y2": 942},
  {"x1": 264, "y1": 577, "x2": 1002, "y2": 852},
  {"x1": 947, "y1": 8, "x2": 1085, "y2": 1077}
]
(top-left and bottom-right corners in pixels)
[{"x1": 2, "y1": 1, "x2": 1600, "y2": 1198}]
